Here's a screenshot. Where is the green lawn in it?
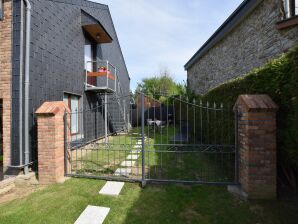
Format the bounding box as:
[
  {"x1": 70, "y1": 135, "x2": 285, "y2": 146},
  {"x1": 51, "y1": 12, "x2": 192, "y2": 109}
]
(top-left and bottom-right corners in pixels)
[
  {"x1": 141, "y1": 126, "x2": 235, "y2": 182},
  {"x1": 69, "y1": 134, "x2": 140, "y2": 177},
  {"x1": 70, "y1": 126, "x2": 235, "y2": 182},
  {"x1": 0, "y1": 178, "x2": 297, "y2": 224}
]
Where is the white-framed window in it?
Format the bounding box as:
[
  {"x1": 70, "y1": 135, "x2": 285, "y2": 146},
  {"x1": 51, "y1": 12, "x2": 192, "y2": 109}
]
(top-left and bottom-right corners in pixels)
[
  {"x1": 63, "y1": 94, "x2": 81, "y2": 135},
  {"x1": 281, "y1": 0, "x2": 298, "y2": 19},
  {"x1": 84, "y1": 45, "x2": 93, "y2": 72},
  {"x1": 0, "y1": 0, "x2": 4, "y2": 21},
  {"x1": 84, "y1": 37, "x2": 97, "y2": 72}
]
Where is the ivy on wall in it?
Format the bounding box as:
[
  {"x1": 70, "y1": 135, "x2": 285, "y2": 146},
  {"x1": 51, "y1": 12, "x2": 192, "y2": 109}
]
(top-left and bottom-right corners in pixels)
[{"x1": 190, "y1": 44, "x2": 298, "y2": 188}]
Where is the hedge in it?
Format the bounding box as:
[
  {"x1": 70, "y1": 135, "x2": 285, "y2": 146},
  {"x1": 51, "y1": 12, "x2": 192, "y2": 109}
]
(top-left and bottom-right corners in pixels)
[{"x1": 190, "y1": 44, "x2": 298, "y2": 185}]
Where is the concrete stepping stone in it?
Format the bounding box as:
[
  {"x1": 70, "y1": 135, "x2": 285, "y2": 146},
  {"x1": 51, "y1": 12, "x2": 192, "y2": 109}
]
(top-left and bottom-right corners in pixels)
[
  {"x1": 121, "y1": 160, "x2": 136, "y2": 167},
  {"x1": 114, "y1": 168, "x2": 132, "y2": 176},
  {"x1": 134, "y1": 145, "x2": 142, "y2": 148},
  {"x1": 99, "y1": 181, "x2": 124, "y2": 196},
  {"x1": 75, "y1": 205, "x2": 110, "y2": 224},
  {"x1": 126, "y1": 154, "x2": 139, "y2": 160}
]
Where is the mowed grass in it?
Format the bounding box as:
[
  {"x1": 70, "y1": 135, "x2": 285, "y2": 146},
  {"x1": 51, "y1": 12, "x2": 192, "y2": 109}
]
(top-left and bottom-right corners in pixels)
[
  {"x1": 137, "y1": 126, "x2": 235, "y2": 182},
  {"x1": 0, "y1": 178, "x2": 297, "y2": 224},
  {"x1": 69, "y1": 134, "x2": 140, "y2": 176},
  {"x1": 71, "y1": 126, "x2": 235, "y2": 182}
]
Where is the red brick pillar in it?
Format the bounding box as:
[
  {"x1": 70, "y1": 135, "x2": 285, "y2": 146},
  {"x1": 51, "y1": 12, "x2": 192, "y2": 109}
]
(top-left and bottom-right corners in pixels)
[
  {"x1": 0, "y1": 0, "x2": 13, "y2": 173},
  {"x1": 234, "y1": 95, "x2": 278, "y2": 199},
  {"x1": 35, "y1": 102, "x2": 70, "y2": 185}
]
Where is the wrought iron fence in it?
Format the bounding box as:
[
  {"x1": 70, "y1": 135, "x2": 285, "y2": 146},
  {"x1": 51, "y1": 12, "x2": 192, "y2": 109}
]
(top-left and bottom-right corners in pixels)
[{"x1": 65, "y1": 92, "x2": 237, "y2": 185}]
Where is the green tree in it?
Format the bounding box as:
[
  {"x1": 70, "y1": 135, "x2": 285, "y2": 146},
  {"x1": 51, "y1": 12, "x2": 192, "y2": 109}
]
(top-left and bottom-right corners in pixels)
[{"x1": 135, "y1": 67, "x2": 186, "y2": 101}]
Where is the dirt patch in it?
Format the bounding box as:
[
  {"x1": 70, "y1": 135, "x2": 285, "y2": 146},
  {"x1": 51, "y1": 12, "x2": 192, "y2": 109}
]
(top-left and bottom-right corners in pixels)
[
  {"x1": 0, "y1": 172, "x2": 44, "y2": 205},
  {"x1": 0, "y1": 184, "x2": 44, "y2": 205}
]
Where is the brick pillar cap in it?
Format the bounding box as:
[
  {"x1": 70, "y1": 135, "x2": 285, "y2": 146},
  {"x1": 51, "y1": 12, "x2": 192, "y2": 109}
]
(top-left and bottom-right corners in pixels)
[
  {"x1": 35, "y1": 101, "x2": 70, "y2": 116},
  {"x1": 233, "y1": 95, "x2": 278, "y2": 112}
]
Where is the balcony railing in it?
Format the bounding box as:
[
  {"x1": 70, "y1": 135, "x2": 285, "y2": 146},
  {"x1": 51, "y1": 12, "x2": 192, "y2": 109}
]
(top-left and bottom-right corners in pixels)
[{"x1": 85, "y1": 60, "x2": 118, "y2": 93}]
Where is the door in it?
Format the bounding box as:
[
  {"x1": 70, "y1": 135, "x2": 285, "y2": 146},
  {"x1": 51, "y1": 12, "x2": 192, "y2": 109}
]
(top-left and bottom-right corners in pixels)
[{"x1": 85, "y1": 44, "x2": 97, "y2": 86}]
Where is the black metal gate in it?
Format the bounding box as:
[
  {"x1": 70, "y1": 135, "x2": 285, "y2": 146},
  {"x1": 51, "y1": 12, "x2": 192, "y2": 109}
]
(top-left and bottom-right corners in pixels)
[{"x1": 65, "y1": 92, "x2": 238, "y2": 185}]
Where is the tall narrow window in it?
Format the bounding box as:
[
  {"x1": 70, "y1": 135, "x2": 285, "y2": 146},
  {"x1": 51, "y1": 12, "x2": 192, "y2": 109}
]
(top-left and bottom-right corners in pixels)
[
  {"x1": 84, "y1": 37, "x2": 97, "y2": 87},
  {"x1": 64, "y1": 94, "x2": 81, "y2": 135},
  {"x1": 282, "y1": 0, "x2": 298, "y2": 19},
  {"x1": 0, "y1": 0, "x2": 3, "y2": 21},
  {"x1": 84, "y1": 45, "x2": 92, "y2": 72}
]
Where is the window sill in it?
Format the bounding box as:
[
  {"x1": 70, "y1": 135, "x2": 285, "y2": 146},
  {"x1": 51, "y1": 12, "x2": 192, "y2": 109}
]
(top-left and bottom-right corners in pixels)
[{"x1": 276, "y1": 16, "x2": 298, "y2": 30}]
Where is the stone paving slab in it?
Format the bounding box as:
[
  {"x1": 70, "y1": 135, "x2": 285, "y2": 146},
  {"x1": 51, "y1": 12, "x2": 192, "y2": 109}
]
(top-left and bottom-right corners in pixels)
[
  {"x1": 75, "y1": 205, "x2": 110, "y2": 224},
  {"x1": 114, "y1": 168, "x2": 132, "y2": 176},
  {"x1": 99, "y1": 181, "x2": 125, "y2": 196},
  {"x1": 121, "y1": 160, "x2": 136, "y2": 167},
  {"x1": 126, "y1": 154, "x2": 139, "y2": 160}
]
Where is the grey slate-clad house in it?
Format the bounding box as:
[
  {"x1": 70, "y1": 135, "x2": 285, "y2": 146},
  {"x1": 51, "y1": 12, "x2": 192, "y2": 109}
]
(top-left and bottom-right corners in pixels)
[
  {"x1": 185, "y1": 0, "x2": 298, "y2": 94},
  {"x1": 0, "y1": 0, "x2": 130, "y2": 176}
]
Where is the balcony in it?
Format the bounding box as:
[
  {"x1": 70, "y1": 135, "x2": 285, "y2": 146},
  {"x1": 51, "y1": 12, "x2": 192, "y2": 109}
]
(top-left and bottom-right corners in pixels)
[{"x1": 85, "y1": 60, "x2": 118, "y2": 93}]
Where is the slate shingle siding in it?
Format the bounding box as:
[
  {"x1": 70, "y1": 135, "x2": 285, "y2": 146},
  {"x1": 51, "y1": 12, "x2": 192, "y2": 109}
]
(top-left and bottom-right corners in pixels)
[{"x1": 11, "y1": 0, "x2": 130, "y2": 164}]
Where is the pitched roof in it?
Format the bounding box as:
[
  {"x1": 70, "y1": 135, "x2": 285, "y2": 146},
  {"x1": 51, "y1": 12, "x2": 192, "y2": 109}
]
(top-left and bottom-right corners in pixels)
[
  {"x1": 184, "y1": 0, "x2": 263, "y2": 70},
  {"x1": 51, "y1": 0, "x2": 108, "y2": 10}
]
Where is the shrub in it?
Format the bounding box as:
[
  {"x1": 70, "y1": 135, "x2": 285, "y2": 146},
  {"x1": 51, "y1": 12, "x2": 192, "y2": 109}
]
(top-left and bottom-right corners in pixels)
[{"x1": 190, "y1": 44, "x2": 298, "y2": 191}]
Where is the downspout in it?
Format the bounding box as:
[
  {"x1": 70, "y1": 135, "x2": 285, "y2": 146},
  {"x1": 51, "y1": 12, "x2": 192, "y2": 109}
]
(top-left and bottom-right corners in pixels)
[
  {"x1": 23, "y1": 0, "x2": 31, "y2": 174},
  {"x1": 19, "y1": 0, "x2": 24, "y2": 169}
]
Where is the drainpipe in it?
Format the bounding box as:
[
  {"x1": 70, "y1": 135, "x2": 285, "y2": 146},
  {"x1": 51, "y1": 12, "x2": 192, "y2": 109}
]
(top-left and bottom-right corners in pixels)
[
  {"x1": 23, "y1": 0, "x2": 31, "y2": 174},
  {"x1": 19, "y1": 0, "x2": 24, "y2": 169}
]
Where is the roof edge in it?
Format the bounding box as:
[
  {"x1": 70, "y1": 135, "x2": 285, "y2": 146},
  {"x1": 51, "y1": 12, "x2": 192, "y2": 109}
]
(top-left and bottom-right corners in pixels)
[
  {"x1": 184, "y1": 0, "x2": 263, "y2": 70},
  {"x1": 81, "y1": 9, "x2": 113, "y2": 42},
  {"x1": 50, "y1": 0, "x2": 109, "y2": 10}
]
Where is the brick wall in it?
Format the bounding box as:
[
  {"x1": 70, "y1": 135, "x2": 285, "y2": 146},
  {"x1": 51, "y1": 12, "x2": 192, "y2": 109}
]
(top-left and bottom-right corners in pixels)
[
  {"x1": 0, "y1": 0, "x2": 12, "y2": 172},
  {"x1": 35, "y1": 101, "x2": 70, "y2": 185},
  {"x1": 187, "y1": 0, "x2": 298, "y2": 94},
  {"x1": 234, "y1": 95, "x2": 278, "y2": 199}
]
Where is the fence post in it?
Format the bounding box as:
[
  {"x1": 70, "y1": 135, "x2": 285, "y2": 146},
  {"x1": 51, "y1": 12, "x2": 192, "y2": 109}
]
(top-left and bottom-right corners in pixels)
[
  {"x1": 234, "y1": 108, "x2": 239, "y2": 184},
  {"x1": 105, "y1": 93, "x2": 108, "y2": 144},
  {"x1": 64, "y1": 112, "x2": 68, "y2": 176},
  {"x1": 141, "y1": 93, "x2": 146, "y2": 187},
  {"x1": 231, "y1": 95, "x2": 278, "y2": 199}
]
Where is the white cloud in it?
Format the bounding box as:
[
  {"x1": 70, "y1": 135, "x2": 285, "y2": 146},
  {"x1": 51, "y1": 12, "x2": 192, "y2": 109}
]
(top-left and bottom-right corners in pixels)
[{"x1": 91, "y1": 0, "x2": 244, "y2": 90}]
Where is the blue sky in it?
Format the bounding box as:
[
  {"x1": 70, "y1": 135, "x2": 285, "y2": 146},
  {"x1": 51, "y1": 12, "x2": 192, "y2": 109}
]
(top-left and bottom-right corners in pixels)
[{"x1": 92, "y1": 0, "x2": 244, "y2": 91}]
